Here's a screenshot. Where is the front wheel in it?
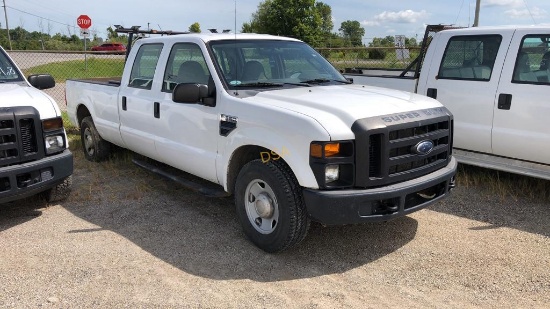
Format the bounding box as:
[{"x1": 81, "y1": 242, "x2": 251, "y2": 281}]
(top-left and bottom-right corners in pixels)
[
  {"x1": 234, "y1": 159, "x2": 310, "y2": 253},
  {"x1": 80, "y1": 116, "x2": 111, "y2": 162}
]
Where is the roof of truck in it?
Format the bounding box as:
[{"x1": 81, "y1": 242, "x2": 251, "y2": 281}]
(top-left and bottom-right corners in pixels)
[
  {"x1": 442, "y1": 25, "x2": 549, "y2": 34},
  {"x1": 138, "y1": 32, "x2": 302, "y2": 44}
]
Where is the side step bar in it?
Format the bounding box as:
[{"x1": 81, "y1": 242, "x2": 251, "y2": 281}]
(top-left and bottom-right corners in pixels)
[
  {"x1": 132, "y1": 158, "x2": 230, "y2": 198},
  {"x1": 453, "y1": 149, "x2": 550, "y2": 181}
]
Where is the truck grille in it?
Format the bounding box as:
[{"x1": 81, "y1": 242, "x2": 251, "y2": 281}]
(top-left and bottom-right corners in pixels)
[
  {"x1": 0, "y1": 107, "x2": 43, "y2": 167},
  {"x1": 353, "y1": 108, "x2": 453, "y2": 188}
]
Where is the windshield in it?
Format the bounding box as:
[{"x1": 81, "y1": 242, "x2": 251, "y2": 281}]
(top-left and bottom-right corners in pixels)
[
  {"x1": 0, "y1": 49, "x2": 23, "y2": 82},
  {"x1": 210, "y1": 40, "x2": 348, "y2": 89}
]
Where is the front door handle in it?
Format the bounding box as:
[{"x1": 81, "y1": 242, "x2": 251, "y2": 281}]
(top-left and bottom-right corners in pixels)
[
  {"x1": 122, "y1": 96, "x2": 127, "y2": 111},
  {"x1": 154, "y1": 102, "x2": 160, "y2": 118},
  {"x1": 498, "y1": 93, "x2": 512, "y2": 110},
  {"x1": 427, "y1": 88, "x2": 437, "y2": 99}
]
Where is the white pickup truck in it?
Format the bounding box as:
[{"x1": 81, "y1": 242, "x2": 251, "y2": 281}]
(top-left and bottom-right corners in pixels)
[
  {"x1": 345, "y1": 25, "x2": 550, "y2": 180},
  {"x1": 0, "y1": 46, "x2": 72, "y2": 203},
  {"x1": 66, "y1": 30, "x2": 456, "y2": 252}
]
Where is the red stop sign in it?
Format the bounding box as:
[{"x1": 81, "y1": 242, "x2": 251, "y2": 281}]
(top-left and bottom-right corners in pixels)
[{"x1": 77, "y1": 15, "x2": 92, "y2": 29}]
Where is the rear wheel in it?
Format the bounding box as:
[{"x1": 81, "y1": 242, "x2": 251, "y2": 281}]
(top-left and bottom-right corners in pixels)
[
  {"x1": 235, "y1": 159, "x2": 310, "y2": 253},
  {"x1": 80, "y1": 116, "x2": 111, "y2": 162}
]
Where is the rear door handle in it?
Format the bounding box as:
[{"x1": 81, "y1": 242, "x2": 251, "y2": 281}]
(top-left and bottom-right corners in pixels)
[
  {"x1": 498, "y1": 93, "x2": 512, "y2": 110},
  {"x1": 154, "y1": 102, "x2": 160, "y2": 118}
]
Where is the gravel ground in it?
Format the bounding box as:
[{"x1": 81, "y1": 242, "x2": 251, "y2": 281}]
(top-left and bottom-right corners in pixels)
[{"x1": 0, "y1": 148, "x2": 548, "y2": 308}]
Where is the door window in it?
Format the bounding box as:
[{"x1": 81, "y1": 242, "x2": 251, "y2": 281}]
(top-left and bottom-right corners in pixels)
[
  {"x1": 512, "y1": 35, "x2": 550, "y2": 84},
  {"x1": 162, "y1": 43, "x2": 211, "y2": 92},
  {"x1": 128, "y1": 43, "x2": 163, "y2": 90},
  {"x1": 438, "y1": 35, "x2": 501, "y2": 81}
]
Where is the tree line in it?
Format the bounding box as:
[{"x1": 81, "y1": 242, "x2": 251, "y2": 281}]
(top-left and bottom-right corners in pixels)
[{"x1": 0, "y1": 1, "x2": 419, "y2": 51}]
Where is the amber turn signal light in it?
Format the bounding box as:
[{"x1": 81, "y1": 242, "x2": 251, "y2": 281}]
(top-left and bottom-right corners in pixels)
[
  {"x1": 310, "y1": 142, "x2": 341, "y2": 158},
  {"x1": 42, "y1": 117, "x2": 63, "y2": 131}
]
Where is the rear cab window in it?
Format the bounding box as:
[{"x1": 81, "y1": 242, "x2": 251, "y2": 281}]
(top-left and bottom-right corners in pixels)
[
  {"x1": 128, "y1": 43, "x2": 163, "y2": 90},
  {"x1": 512, "y1": 34, "x2": 550, "y2": 84},
  {"x1": 438, "y1": 35, "x2": 502, "y2": 81}
]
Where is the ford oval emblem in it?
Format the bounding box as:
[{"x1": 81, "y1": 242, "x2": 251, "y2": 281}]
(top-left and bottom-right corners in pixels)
[{"x1": 413, "y1": 140, "x2": 434, "y2": 155}]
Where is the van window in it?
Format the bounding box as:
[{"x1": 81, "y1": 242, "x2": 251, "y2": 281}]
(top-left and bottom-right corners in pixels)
[
  {"x1": 438, "y1": 35, "x2": 501, "y2": 81},
  {"x1": 128, "y1": 43, "x2": 163, "y2": 90},
  {"x1": 512, "y1": 35, "x2": 550, "y2": 84}
]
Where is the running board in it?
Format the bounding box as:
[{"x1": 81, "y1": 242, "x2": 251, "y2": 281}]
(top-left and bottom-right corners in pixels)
[
  {"x1": 132, "y1": 158, "x2": 230, "y2": 198},
  {"x1": 453, "y1": 149, "x2": 550, "y2": 180}
]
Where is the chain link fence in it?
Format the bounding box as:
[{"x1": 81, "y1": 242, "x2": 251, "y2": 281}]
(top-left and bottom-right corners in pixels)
[
  {"x1": 7, "y1": 46, "x2": 425, "y2": 111},
  {"x1": 7, "y1": 51, "x2": 125, "y2": 111}
]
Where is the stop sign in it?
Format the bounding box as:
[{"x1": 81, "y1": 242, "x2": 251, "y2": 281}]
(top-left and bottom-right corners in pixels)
[{"x1": 77, "y1": 15, "x2": 92, "y2": 29}]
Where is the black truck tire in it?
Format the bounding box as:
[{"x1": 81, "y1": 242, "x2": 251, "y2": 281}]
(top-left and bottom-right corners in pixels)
[
  {"x1": 80, "y1": 116, "x2": 111, "y2": 162},
  {"x1": 234, "y1": 159, "x2": 310, "y2": 253},
  {"x1": 45, "y1": 176, "x2": 72, "y2": 203}
]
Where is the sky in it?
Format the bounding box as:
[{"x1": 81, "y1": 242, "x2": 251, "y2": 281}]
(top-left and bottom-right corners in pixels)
[{"x1": 4, "y1": 0, "x2": 550, "y2": 43}]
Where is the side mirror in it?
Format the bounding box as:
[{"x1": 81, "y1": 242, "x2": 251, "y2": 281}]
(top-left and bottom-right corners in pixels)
[
  {"x1": 172, "y1": 83, "x2": 209, "y2": 104},
  {"x1": 27, "y1": 74, "x2": 55, "y2": 90}
]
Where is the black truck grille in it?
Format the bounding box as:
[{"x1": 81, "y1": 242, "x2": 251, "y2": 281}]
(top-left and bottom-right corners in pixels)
[
  {"x1": 352, "y1": 108, "x2": 453, "y2": 188},
  {"x1": 0, "y1": 107, "x2": 43, "y2": 167}
]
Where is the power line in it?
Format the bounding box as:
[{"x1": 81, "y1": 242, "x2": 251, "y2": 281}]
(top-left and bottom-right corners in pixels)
[
  {"x1": 6, "y1": 5, "x2": 77, "y2": 29},
  {"x1": 522, "y1": 0, "x2": 537, "y2": 24},
  {"x1": 454, "y1": 0, "x2": 466, "y2": 25}
]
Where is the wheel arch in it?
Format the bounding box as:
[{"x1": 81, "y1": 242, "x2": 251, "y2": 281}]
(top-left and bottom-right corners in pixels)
[
  {"x1": 76, "y1": 104, "x2": 91, "y2": 127},
  {"x1": 226, "y1": 145, "x2": 269, "y2": 195}
]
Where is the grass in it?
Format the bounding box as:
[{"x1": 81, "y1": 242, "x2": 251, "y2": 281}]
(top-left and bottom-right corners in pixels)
[
  {"x1": 24, "y1": 58, "x2": 124, "y2": 82},
  {"x1": 456, "y1": 164, "x2": 550, "y2": 202}
]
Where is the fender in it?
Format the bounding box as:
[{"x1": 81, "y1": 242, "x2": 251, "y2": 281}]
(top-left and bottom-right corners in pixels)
[{"x1": 217, "y1": 122, "x2": 330, "y2": 191}]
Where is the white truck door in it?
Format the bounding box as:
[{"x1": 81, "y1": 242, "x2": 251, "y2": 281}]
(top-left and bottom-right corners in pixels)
[
  {"x1": 492, "y1": 30, "x2": 550, "y2": 165},
  {"x1": 154, "y1": 42, "x2": 219, "y2": 183},
  {"x1": 423, "y1": 31, "x2": 512, "y2": 154},
  {"x1": 118, "y1": 43, "x2": 164, "y2": 160}
]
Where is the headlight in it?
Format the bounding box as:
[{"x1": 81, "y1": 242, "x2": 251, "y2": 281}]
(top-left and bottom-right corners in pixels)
[
  {"x1": 45, "y1": 135, "x2": 65, "y2": 155},
  {"x1": 325, "y1": 165, "x2": 340, "y2": 183}
]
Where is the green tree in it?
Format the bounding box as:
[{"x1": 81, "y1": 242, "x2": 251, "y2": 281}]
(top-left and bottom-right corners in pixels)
[
  {"x1": 241, "y1": 0, "x2": 332, "y2": 46},
  {"x1": 189, "y1": 22, "x2": 201, "y2": 33},
  {"x1": 369, "y1": 35, "x2": 395, "y2": 47},
  {"x1": 316, "y1": 2, "x2": 333, "y2": 36},
  {"x1": 106, "y1": 26, "x2": 118, "y2": 40},
  {"x1": 338, "y1": 20, "x2": 365, "y2": 47}
]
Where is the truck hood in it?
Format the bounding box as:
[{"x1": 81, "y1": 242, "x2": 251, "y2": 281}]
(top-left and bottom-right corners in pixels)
[
  {"x1": 242, "y1": 84, "x2": 443, "y2": 139},
  {"x1": 0, "y1": 83, "x2": 59, "y2": 119}
]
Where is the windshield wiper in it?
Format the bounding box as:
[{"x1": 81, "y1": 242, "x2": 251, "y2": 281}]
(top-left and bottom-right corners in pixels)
[
  {"x1": 233, "y1": 82, "x2": 283, "y2": 88},
  {"x1": 301, "y1": 78, "x2": 352, "y2": 85}
]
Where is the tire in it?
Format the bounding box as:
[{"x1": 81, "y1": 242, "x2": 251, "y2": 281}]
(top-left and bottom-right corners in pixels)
[
  {"x1": 80, "y1": 116, "x2": 111, "y2": 162},
  {"x1": 45, "y1": 176, "x2": 72, "y2": 203},
  {"x1": 234, "y1": 159, "x2": 310, "y2": 253}
]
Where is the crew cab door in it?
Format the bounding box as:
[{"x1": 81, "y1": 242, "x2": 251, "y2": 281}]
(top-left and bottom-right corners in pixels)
[
  {"x1": 492, "y1": 30, "x2": 550, "y2": 165},
  {"x1": 423, "y1": 31, "x2": 513, "y2": 154},
  {"x1": 155, "y1": 42, "x2": 219, "y2": 183},
  {"x1": 118, "y1": 43, "x2": 164, "y2": 160}
]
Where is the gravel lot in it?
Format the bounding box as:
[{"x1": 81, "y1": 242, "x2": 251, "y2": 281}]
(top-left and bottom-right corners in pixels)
[{"x1": 0, "y1": 147, "x2": 549, "y2": 308}]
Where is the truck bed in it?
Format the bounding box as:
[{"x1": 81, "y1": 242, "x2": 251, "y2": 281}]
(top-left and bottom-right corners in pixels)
[{"x1": 68, "y1": 77, "x2": 122, "y2": 87}]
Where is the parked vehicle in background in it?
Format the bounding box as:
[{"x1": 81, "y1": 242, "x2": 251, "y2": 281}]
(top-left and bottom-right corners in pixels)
[
  {"x1": 0, "y1": 46, "x2": 72, "y2": 203},
  {"x1": 345, "y1": 25, "x2": 550, "y2": 180},
  {"x1": 66, "y1": 27, "x2": 456, "y2": 252},
  {"x1": 91, "y1": 43, "x2": 126, "y2": 54}
]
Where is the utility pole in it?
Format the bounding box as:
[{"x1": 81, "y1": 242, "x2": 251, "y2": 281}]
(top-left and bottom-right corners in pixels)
[
  {"x1": 473, "y1": 0, "x2": 481, "y2": 27},
  {"x1": 2, "y1": 0, "x2": 12, "y2": 50}
]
